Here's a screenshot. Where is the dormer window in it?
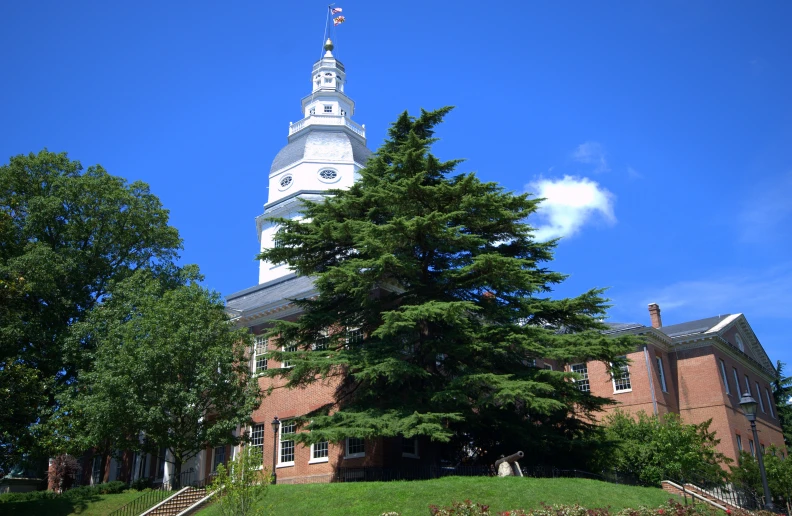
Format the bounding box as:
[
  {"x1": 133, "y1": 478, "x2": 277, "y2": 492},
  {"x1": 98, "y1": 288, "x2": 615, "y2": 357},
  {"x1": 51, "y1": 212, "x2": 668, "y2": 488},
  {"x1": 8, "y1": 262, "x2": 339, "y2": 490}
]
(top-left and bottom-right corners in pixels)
[{"x1": 323, "y1": 104, "x2": 332, "y2": 114}]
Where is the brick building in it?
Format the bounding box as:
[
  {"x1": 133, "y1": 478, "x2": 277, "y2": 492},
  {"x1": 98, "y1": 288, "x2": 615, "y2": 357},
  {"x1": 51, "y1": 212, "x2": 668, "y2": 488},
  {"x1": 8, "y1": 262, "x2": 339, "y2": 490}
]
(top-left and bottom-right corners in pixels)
[{"x1": 576, "y1": 303, "x2": 785, "y2": 464}]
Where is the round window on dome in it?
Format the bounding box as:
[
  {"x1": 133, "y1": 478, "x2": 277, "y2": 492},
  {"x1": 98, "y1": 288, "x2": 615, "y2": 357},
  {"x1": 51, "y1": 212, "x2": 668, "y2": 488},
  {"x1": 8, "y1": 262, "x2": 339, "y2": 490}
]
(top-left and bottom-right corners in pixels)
[
  {"x1": 279, "y1": 175, "x2": 293, "y2": 190},
  {"x1": 318, "y1": 169, "x2": 338, "y2": 182}
]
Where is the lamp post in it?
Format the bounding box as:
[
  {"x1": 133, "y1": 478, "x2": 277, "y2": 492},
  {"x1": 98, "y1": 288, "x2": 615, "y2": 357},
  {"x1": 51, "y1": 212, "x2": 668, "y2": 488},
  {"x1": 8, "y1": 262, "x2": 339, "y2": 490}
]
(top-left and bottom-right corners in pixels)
[
  {"x1": 739, "y1": 392, "x2": 774, "y2": 511},
  {"x1": 270, "y1": 416, "x2": 279, "y2": 485}
]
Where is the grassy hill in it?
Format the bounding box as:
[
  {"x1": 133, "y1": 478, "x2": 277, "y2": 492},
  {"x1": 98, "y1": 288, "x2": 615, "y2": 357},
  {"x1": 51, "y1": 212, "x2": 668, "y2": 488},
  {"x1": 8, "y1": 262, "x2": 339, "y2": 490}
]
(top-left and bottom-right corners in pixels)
[
  {"x1": 0, "y1": 490, "x2": 140, "y2": 516},
  {"x1": 198, "y1": 476, "x2": 678, "y2": 516}
]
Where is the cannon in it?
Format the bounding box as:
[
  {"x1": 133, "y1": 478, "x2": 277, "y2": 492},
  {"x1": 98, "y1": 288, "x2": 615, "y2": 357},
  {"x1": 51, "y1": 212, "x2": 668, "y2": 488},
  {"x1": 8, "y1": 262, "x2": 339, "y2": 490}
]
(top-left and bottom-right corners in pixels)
[{"x1": 494, "y1": 451, "x2": 524, "y2": 477}]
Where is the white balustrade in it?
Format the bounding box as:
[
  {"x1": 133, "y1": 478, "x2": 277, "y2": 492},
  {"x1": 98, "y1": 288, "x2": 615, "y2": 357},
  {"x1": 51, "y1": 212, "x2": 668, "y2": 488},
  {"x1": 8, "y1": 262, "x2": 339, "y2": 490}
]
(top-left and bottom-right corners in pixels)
[{"x1": 288, "y1": 115, "x2": 365, "y2": 137}]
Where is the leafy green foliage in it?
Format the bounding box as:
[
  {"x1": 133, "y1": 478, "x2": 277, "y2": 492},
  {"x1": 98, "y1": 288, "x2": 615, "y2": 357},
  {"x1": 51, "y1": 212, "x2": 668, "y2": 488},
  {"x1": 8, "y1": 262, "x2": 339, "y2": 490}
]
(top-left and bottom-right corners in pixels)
[
  {"x1": 257, "y1": 107, "x2": 636, "y2": 464},
  {"x1": 68, "y1": 267, "x2": 261, "y2": 487},
  {"x1": 773, "y1": 361, "x2": 792, "y2": 444},
  {"x1": 601, "y1": 411, "x2": 730, "y2": 486},
  {"x1": 0, "y1": 149, "x2": 182, "y2": 470},
  {"x1": 730, "y1": 446, "x2": 792, "y2": 510},
  {"x1": 210, "y1": 446, "x2": 270, "y2": 516}
]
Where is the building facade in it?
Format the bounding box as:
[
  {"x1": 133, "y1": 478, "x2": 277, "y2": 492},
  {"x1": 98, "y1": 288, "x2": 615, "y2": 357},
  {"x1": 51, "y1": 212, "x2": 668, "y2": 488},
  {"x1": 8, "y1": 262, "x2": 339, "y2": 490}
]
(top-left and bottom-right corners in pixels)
[{"x1": 574, "y1": 304, "x2": 785, "y2": 464}]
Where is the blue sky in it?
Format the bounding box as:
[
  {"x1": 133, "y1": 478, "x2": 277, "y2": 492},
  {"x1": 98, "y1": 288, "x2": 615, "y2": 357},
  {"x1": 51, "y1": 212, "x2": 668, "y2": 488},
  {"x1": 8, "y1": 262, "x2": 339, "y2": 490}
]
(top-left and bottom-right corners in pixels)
[{"x1": 2, "y1": 2, "x2": 791, "y2": 367}]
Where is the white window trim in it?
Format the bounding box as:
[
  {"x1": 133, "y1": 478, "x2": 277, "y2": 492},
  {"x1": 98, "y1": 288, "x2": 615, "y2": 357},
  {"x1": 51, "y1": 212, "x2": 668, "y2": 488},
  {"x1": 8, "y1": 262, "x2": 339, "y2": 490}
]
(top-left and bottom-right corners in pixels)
[
  {"x1": 571, "y1": 363, "x2": 590, "y2": 393},
  {"x1": 308, "y1": 441, "x2": 330, "y2": 464},
  {"x1": 756, "y1": 382, "x2": 766, "y2": 412},
  {"x1": 252, "y1": 336, "x2": 268, "y2": 376},
  {"x1": 611, "y1": 358, "x2": 632, "y2": 394},
  {"x1": 344, "y1": 437, "x2": 365, "y2": 459},
  {"x1": 281, "y1": 343, "x2": 296, "y2": 369},
  {"x1": 276, "y1": 421, "x2": 296, "y2": 468},
  {"x1": 766, "y1": 388, "x2": 776, "y2": 418},
  {"x1": 733, "y1": 368, "x2": 741, "y2": 400},
  {"x1": 720, "y1": 359, "x2": 731, "y2": 395},
  {"x1": 402, "y1": 437, "x2": 419, "y2": 459},
  {"x1": 736, "y1": 434, "x2": 742, "y2": 451},
  {"x1": 212, "y1": 445, "x2": 226, "y2": 473},
  {"x1": 656, "y1": 357, "x2": 668, "y2": 393}
]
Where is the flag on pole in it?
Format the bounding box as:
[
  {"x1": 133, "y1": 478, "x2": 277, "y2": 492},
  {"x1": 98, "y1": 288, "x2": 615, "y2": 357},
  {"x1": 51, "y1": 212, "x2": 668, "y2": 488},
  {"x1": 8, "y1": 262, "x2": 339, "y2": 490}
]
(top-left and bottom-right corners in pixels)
[
  {"x1": 333, "y1": 15, "x2": 345, "y2": 26},
  {"x1": 331, "y1": 7, "x2": 343, "y2": 14}
]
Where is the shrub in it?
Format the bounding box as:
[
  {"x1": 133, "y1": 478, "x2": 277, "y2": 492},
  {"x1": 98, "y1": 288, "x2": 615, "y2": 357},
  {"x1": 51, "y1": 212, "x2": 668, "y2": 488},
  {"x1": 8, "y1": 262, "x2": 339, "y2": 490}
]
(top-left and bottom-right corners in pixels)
[
  {"x1": 96, "y1": 480, "x2": 127, "y2": 494},
  {"x1": 429, "y1": 500, "x2": 732, "y2": 516},
  {"x1": 130, "y1": 477, "x2": 153, "y2": 491},
  {"x1": 0, "y1": 490, "x2": 57, "y2": 503}
]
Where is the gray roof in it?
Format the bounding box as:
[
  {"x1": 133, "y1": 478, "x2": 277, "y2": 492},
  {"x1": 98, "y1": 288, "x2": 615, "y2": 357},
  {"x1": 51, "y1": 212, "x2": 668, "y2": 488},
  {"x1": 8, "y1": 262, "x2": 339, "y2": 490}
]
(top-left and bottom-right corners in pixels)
[
  {"x1": 659, "y1": 315, "x2": 731, "y2": 338},
  {"x1": 270, "y1": 130, "x2": 372, "y2": 173},
  {"x1": 226, "y1": 274, "x2": 316, "y2": 314},
  {"x1": 602, "y1": 322, "x2": 646, "y2": 335}
]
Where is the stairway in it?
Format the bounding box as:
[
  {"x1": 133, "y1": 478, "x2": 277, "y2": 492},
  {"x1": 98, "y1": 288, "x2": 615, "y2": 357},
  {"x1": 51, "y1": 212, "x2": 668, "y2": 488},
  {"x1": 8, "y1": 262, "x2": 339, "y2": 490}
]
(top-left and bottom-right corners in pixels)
[{"x1": 143, "y1": 486, "x2": 213, "y2": 516}]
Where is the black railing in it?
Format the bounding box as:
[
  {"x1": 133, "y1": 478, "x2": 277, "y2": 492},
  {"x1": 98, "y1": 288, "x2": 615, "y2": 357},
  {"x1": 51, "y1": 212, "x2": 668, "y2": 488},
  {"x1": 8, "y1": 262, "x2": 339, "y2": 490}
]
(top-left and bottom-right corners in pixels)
[
  {"x1": 672, "y1": 474, "x2": 767, "y2": 512},
  {"x1": 108, "y1": 470, "x2": 199, "y2": 516}
]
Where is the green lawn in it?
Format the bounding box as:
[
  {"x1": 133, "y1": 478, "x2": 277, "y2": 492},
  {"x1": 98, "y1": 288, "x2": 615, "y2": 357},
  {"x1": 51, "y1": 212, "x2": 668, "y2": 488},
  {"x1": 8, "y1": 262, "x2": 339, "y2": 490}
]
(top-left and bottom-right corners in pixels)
[
  {"x1": 198, "y1": 476, "x2": 679, "y2": 516},
  {"x1": 0, "y1": 491, "x2": 141, "y2": 516}
]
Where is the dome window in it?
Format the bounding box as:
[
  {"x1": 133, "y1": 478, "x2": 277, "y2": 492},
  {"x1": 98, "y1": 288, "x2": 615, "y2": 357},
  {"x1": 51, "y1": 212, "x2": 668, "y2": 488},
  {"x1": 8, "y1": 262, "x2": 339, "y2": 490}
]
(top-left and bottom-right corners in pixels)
[
  {"x1": 279, "y1": 175, "x2": 294, "y2": 190},
  {"x1": 318, "y1": 169, "x2": 338, "y2": 182}
]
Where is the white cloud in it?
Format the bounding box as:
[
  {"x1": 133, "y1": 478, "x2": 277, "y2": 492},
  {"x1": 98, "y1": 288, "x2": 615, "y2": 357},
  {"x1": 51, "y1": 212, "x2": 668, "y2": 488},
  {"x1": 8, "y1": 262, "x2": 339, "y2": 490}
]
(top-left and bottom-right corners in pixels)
[
  {"x1": 738, "y1": 171, "x2": 792, "y2": 244},
  {"x1": 527, "y1": 175, "x2": 616, "y2": 241},
  {"x1": 572, "y1": 141, "x2": 609, "y2": 173}
]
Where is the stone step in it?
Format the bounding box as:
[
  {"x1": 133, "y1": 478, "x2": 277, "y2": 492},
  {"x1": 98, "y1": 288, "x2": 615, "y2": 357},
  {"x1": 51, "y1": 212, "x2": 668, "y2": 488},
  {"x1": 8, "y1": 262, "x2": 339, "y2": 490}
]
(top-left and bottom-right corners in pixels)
[{"x1": 146, "y1": 487, "x2": 209, "y2": 516}]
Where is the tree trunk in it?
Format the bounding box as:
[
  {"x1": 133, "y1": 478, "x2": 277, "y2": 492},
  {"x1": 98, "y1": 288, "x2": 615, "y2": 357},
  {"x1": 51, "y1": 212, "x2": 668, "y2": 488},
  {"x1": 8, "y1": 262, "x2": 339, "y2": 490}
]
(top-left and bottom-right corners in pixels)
[
  {"x1": 172, "y1": 457, "x2": 182, "y2": 490},
  {"x1": 98, "y1": 452, "x2": 107, "y2": 483}
]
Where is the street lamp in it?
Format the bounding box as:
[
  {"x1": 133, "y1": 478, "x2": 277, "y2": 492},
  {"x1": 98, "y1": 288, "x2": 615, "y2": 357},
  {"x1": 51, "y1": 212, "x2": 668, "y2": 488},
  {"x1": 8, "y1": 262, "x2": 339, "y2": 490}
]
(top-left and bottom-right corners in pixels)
[
  {"x1": 270, "y1": 416, "x2": 279, "y2": 485},
  {"x1": 740, "y1": 392, "x2": 774, "y2": 511}
]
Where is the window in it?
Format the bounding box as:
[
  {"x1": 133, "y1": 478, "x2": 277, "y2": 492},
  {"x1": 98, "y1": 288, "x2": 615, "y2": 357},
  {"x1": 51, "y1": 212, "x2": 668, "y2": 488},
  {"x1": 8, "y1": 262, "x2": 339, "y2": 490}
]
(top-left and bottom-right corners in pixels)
[
  {"x1": 213, "y1": 446, "x2": 226, "y2": 473},
  {"x1": 744, "y1": 376, "x2": 752, "y2": 397},
  {"x1": 313, "y1": 331, "x2": 329, "y2": 351},
  {"x1": 340, "y1": 109, "x2": 346, "y2": 116},
  {"x1": 736, "y1": 434, "x2": 742, "y2": 451},
  {"x1": 253, "y1": 336, "x2": 268, "y2": 374},
  {"x1": 757, "y1": 382, "x2": 766, "y2": 412},
  {"x1": 114, "y1": 452, "x2": 123, "y2": 481},
  {"x1": 543, "y1": 363, "x2": 553, "y2": 371},
  {"x1": 571, "y1": 363, "x2": 590, "y2": 392},
  {"x1": 735, "y1": 334, "x2": 745, "y2": 352},
  {"x1": 720, "y1": 359, "x2": 731, "y2": 395},
  {"x1": 309, "y1": 107, "x2": 315, "y2": 115},
  {"x1": 656, "y1": 357, "x2": 668, "y2": 393},
  {"x1": 279, "y1": 175, "x2": 293, "y2": 189},
  {"x1": 733, "y1": 368, "x2": 741, "y2": 400},
  {"x1": 749, "y1": 439, "x2": 756, "y2": 457},
  {"x1": 346, "y1": 327, "x2": 363, "y2": 346},
  {"x1": 91, "y1": 455, "x2": 102, "y2": 485},
  {"x1": 402, "y1": 437, "x2": 419, "y2": 458},
  {"x1": 766, "y1": 388, "x2": 775, "y2": 418},
  {"x1": 612, "y1": 357, "x2": 632, "y2": 392},
  {"x1": 282, "y1": 342, "x2": 297, "y2": 368},
  {"x1": 250, "y1": 424, "x2": 264, "y2": 451},
  {"x1": 323, "y1": 104, "x2": 332, "y2": 113},
  {"x1": 279, "y1": 421, "x2": 296, "y2": 466},
  {"x1": 310, "y1": 441, "x2": 329, "y2": 463},
  {"x1": 761, "y1": 444, "x2": 766, "y2": 455},
  {"x1": 318, "y1": 169, "x2": 338, "y2": 181},
  {"x1": 157, "y1": 447, "x2": 166, "y2": 479},
  {"x1": 345, "y1": 437, "x2": 365, "y2": 458},
  {"x1": 324, "y1": 77, "x2": 332, "y2": 84}
]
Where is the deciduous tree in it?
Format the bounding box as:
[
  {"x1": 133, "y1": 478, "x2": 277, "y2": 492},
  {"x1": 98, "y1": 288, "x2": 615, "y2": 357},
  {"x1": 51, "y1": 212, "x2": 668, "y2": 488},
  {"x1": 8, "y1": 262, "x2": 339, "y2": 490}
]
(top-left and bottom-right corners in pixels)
[
  {"x1": 70, "y1": 268, "x2": 261, "y2": 488},
  {"x1": 0, "y1": 149, "x2": 181, "y2": 470}
]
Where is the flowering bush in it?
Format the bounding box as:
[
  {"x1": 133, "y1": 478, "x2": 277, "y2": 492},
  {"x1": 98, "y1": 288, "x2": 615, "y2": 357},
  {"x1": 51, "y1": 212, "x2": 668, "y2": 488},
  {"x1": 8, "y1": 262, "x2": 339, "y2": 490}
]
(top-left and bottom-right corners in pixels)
[
  {"x1": 429, "y1": 500, "x2": 774, "y2": 516},
  {"x1": 429, "y1": 500, "x2": 491, "y2": 515}
]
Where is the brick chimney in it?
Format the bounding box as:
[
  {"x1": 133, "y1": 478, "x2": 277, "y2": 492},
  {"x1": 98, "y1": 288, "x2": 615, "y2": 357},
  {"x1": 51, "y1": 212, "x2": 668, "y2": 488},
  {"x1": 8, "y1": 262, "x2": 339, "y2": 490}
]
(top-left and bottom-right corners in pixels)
[{"x1": 648, "y1": 303, "x2": 662, "y2": 328}]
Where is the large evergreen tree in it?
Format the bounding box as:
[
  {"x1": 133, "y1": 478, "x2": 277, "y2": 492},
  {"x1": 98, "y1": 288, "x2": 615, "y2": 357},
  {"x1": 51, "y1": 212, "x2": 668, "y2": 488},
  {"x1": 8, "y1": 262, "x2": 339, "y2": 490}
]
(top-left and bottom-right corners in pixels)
[{"x1": 258, "y1": 108, "x2": 636, "y2": 464}]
